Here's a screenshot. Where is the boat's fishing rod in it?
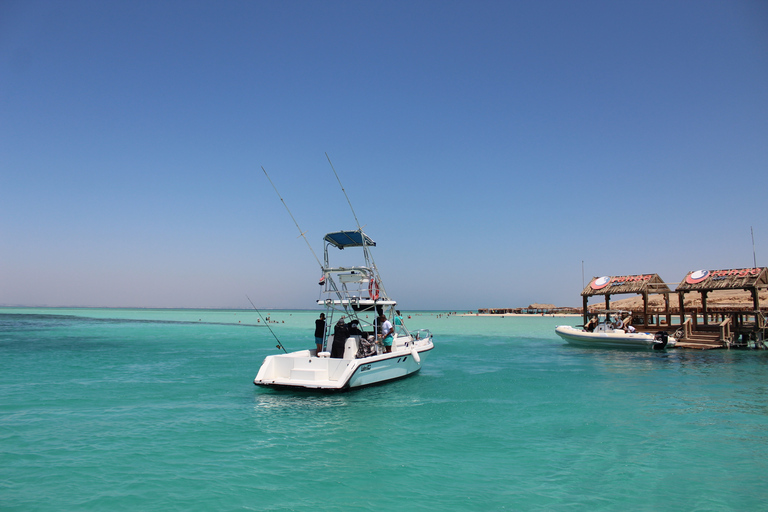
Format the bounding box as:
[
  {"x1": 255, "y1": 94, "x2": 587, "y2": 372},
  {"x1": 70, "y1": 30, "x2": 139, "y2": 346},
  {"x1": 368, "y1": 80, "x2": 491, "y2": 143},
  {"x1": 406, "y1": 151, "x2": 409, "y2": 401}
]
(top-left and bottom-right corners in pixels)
[
  {"x1": 326, "y1": 152, "x2": 363, "y2": 232},
  {"x1": 246, "y1": 294, "x2": 288, "y2": 353},
  {"x1": 261, "y1": 166, "x2": 323, "y2": 270}
]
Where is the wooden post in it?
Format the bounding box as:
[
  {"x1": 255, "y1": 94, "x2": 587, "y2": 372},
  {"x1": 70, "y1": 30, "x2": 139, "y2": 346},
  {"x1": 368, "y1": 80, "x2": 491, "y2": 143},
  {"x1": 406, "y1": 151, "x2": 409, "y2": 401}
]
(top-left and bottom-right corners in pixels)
[
  {"x1": 583, "y1": 295, "x2": 588, "y2": 326},
  {"x1": 643, "y1": 292, "x2": 649, "y2": 326},
  {"x1": 679, "y1": 291, "x2": 686, "y2": 326},
  {"x1": 702, "y1": 291, "x2": 709, "y2": 326}
]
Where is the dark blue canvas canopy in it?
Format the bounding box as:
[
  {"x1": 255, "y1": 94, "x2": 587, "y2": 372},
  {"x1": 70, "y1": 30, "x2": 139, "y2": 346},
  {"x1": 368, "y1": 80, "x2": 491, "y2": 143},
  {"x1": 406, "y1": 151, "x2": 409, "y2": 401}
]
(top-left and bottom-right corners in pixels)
[{"x1": 323, "y1": 230, "x2": 376, "y2": 249}]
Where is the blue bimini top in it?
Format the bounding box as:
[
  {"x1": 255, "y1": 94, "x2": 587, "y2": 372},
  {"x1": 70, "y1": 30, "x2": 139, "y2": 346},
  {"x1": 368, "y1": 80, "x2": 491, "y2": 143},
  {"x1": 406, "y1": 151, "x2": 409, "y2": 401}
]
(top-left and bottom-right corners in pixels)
[{"x1": 323, "y1": 230, "x2": 376, "y2": 249}]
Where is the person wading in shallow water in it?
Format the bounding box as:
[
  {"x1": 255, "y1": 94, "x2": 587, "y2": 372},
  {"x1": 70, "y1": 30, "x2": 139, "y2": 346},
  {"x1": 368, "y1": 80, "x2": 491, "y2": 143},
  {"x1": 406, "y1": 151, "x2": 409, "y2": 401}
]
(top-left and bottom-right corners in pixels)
[
  {"x1": 378, "y1": 314, "x2": 394, "y2": 353},
  {"x1": 314, "y1": 313, "x2": 325, "y2": 354}
]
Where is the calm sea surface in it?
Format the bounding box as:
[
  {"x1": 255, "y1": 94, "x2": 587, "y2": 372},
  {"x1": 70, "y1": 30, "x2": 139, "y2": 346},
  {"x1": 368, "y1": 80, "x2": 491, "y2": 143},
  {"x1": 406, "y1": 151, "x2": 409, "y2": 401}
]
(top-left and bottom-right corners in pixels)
[{"x1": 2, "y1": 308, "x2": 767, "y2": 511}]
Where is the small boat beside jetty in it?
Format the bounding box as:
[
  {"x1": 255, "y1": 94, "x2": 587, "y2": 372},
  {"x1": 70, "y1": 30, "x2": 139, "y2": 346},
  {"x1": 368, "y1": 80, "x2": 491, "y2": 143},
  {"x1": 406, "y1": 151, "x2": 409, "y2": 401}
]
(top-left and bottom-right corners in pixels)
[
  {"x1": 555, "y1": 310, "x2": 675, "y2": 349},
  {"x1": 254, "y1": 229, "x2": 434, "y2": 391}
]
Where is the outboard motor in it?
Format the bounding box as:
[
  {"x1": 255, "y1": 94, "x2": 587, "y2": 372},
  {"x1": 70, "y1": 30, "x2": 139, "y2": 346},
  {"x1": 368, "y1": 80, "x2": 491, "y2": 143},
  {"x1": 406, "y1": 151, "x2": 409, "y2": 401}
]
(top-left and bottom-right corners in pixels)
[{"x1": 653, "y1": 331, "x2": 669, "y2": 350}]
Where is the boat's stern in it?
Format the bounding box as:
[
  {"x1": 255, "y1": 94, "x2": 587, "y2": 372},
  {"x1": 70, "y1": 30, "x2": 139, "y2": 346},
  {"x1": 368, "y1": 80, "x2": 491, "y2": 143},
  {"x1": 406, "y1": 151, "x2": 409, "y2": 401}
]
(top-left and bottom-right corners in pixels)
[{"x1": 254, "y1": 351, "x2": 353, "y2": 390}]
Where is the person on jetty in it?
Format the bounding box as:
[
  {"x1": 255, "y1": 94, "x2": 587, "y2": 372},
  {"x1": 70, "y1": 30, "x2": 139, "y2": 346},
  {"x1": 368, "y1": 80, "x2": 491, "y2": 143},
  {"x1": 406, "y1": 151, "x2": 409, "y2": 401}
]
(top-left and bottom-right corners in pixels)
[
  {"x1": 378, "y1": 314, "x2": 394, "y2": 353},
  {"x1": 314, "y1": 313, "x2": 326, "y2": 354}
]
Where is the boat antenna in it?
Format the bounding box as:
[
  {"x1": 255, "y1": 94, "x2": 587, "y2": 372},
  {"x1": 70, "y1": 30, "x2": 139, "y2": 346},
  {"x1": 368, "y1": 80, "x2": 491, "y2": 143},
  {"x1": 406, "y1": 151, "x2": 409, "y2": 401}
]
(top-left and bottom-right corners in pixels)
[
  {"x1": 246, "y1": 294, "x2": 288, "y2": 353},
  {"x1": 261, "y1": 166, "x2": 322, "y2": 269},
  {"x1": 326, "y1": 153, "x2": 362, "y2": 232},
  {"x1": 752, "y1": 226, "x2": 757, "y2": 268}
]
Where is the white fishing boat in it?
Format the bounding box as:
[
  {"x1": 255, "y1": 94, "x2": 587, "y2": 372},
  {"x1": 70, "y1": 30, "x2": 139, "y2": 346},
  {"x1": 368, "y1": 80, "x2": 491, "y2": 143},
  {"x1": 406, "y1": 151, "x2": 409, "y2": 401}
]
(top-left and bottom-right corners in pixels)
[
  {"x1": 254, "y1": 229, "x2": 434, "y2": 391},
  {"x1": 555, "y1": 310, "x2": 676, "y2": 349}
]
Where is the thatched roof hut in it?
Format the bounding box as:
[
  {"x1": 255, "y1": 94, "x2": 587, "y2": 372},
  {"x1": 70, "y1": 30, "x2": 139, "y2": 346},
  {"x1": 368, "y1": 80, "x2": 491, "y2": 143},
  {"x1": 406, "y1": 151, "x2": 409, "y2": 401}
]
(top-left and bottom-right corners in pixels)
[
  {"x1": 676, "y1": 268, "x2": 767, "y2": 293},
  {"x1": 676, "y1": 267, "x2": 767, "y2": 324},
  {"x1": 581, "y1": 274, "x2": 671, "y2": 297},
  {"x1": 581, "y1": 274, "x2": 672, "y2": 325},
  {"x1": 528, "y1": 303, "x2": 555, "y2": 310}
]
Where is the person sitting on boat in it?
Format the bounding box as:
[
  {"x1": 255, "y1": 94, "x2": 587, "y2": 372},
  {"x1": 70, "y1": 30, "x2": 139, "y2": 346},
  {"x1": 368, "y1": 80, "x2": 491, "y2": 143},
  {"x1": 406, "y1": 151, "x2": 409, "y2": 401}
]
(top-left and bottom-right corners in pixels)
[
  {"x1": 355, "y1": 322, "x2": 377, "y2": 358},
  {"x1": 584, "y1": 316, "x2": 598, "y2": 332},
  {"x1": 378, "y1": 314, "x2": 394, "y2": 353}
]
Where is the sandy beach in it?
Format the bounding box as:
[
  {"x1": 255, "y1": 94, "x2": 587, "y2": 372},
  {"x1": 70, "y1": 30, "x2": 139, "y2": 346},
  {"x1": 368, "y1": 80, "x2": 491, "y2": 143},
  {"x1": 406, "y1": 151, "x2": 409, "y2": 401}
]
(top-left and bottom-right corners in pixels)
[
  {"x1": 589, "y1": 289, "x2": 768, "y2": 311},
  {"x1": 460, "y1": 312, "x2": 580, "y2": 317},
  {"x1": 470, "y1": 289, "x2": 768, "y2": 316}
]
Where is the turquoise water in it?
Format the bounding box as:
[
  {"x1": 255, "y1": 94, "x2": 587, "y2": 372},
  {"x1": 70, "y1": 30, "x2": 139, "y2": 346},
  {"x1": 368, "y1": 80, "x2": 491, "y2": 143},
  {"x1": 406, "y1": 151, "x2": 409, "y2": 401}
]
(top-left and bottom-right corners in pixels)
[{"x1": 2, "y1": 308, "x2": 768, "y2": 511}]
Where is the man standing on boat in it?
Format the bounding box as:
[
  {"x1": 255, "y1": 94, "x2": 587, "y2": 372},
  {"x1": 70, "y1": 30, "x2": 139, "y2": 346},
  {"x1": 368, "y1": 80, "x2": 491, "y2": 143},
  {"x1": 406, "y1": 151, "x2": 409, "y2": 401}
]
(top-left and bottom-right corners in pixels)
[
  {"x1": 378, "y1": 314, "x2": 394, "y2": 353},
  {"x1": 394, "y1": 310, "x2": 405, "y2": 335},
  {"x1": 314, "y1": 313, "x2": 326, "y2": 354}
]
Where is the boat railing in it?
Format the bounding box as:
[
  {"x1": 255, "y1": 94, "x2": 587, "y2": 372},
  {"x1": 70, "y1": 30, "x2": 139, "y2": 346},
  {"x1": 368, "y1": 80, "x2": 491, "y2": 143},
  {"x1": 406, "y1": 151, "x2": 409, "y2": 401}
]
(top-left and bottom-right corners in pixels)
[
  {"x1": 754, "y1": 311, "x2": 768, "y2": 349},
  {"x1": 681, "y1": 318, "x2": 693, "y2": 340},
  {"x1": 720, "y1": 316, "x2": 733, "y2": 346},
  {"x1": 321, "y1": 267, "x2": 385, "y2": 302},
  {"x1": 409, "y1": 328, "x2": 432, "y2": 341}
]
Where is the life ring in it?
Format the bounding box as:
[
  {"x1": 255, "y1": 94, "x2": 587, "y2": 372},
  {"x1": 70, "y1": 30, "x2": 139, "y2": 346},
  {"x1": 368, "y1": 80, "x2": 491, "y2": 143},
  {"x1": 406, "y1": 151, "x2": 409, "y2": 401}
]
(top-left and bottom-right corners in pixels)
[{"x1": 368, "y1": 279, "x2": 380, "y2": 300}]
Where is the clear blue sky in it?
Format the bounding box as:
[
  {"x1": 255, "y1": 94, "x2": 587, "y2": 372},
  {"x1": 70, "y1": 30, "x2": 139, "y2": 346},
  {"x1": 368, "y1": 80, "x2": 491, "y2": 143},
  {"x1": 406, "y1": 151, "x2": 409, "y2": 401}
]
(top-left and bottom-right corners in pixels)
[{"x1": 2, "y1": 0, "x2": 767, "y2": 310}]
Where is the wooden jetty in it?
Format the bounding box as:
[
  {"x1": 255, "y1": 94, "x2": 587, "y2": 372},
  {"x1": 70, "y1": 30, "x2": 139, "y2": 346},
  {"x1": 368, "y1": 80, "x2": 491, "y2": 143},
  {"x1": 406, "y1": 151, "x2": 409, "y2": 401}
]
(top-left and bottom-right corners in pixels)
[
  {"x1": 581, "y1": 268, "x2": 768, "y2": 349},
  {"x1": 674, "y1": 268, "x2": 768, "y2": 349}
]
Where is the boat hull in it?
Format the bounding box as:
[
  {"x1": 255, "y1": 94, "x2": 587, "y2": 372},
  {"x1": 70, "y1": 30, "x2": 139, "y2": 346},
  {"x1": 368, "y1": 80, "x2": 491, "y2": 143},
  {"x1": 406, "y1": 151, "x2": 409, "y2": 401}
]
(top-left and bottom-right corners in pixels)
[
  {"x1": 254, "y1": 340, "x2": 433, "y2": 391},
  {"x1": 555, "y1": 325, "x2": 676, "y2": 349}
]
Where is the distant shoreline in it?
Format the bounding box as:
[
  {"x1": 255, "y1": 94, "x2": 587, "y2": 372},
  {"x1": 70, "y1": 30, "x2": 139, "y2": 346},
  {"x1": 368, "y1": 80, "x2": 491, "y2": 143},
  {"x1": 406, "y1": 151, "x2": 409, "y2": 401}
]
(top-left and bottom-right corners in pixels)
[{"x1": 459, "y1": 313, "x2": 580, "y2": 317}]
